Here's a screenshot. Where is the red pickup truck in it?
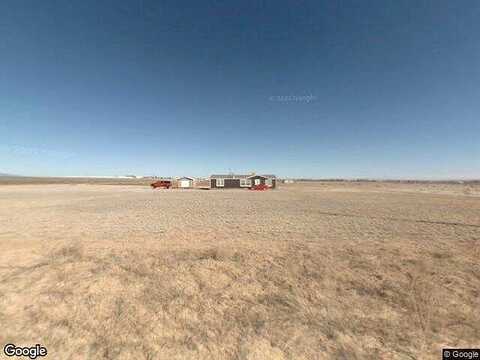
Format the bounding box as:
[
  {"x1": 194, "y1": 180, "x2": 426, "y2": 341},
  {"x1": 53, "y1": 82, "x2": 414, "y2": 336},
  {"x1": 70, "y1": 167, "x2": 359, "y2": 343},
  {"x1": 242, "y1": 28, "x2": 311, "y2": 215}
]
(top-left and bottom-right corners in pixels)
[{"x1": 151, "y1": 180, "x2": 172, "y2": 189}]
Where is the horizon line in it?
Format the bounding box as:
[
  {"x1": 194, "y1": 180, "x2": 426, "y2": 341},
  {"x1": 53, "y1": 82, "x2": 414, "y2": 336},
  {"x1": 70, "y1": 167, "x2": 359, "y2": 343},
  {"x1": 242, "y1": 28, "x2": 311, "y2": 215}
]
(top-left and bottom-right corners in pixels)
[{"x1": 1, "y1": 174, "x2": 479, "y2": 182}]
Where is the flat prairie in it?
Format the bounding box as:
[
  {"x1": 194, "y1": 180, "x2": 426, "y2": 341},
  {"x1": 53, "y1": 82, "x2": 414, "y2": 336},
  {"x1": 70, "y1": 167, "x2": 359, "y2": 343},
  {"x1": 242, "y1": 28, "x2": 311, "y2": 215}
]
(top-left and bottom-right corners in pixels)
[{"x1": 0, "y1": 182, "x2": 479, "y2": 359}]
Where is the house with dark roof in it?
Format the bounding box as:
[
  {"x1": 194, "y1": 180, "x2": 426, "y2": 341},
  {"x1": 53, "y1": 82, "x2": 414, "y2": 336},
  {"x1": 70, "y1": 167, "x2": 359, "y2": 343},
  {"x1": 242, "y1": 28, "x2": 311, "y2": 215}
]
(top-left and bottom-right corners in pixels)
[{"x1": 210, "y1": 174, "x2": 276, "y2": 189}]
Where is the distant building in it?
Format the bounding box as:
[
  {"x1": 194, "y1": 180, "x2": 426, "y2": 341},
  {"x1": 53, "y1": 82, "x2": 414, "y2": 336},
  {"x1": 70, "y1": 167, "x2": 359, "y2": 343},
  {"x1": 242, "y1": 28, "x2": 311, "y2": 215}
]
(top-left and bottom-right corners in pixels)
[
  {"x1": 177, "y1": 176, "x2": 194, "y2": 188},
  {"x1": 210, "y1": 174, "x2": 276, "y2": 189}
]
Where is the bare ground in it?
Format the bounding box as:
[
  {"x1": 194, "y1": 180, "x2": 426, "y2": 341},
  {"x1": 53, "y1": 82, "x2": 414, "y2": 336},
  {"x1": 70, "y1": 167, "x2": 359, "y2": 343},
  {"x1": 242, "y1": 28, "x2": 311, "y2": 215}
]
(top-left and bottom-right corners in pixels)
[{"x1": 0, "y1": 182, "x2": 479, "y2": 359}]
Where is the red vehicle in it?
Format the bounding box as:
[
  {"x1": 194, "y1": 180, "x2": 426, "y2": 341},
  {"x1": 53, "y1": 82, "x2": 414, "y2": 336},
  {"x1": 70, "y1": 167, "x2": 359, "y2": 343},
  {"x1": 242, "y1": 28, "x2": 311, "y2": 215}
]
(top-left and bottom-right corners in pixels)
[
  {"x1": 250, "y1": 184, "x2": 269, "y2": 191},
  {"x1": 151, "y1": 180, "x2": 172, "y2": 189}
]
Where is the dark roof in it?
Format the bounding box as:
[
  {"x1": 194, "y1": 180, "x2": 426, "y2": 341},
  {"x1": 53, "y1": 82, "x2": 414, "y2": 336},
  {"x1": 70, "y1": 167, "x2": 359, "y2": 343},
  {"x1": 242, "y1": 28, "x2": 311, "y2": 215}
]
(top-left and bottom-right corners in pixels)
[
  {"x1": 210, "y1": 174, "x2": 248, "y2": 179},
  {"x1": 248, "y1": 174, "x2": 276, "y2": 179},
  {"x1": 210, "y1": 174, "x2": 276, "y2": 179}
]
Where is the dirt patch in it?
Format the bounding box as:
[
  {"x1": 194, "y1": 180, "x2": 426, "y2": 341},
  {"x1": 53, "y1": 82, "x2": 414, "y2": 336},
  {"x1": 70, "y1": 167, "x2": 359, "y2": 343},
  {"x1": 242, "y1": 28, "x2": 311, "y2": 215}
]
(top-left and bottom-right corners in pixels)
[{"x1": 0, "y1": 183, "x2": 478, "y2": 359}]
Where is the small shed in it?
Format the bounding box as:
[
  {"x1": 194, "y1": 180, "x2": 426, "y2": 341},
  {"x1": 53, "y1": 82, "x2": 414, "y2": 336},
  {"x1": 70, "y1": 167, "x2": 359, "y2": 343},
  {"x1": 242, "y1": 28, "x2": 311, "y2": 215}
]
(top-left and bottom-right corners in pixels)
[{"x1": 177, "y1": 177, "x2": 194, "y2": 188}]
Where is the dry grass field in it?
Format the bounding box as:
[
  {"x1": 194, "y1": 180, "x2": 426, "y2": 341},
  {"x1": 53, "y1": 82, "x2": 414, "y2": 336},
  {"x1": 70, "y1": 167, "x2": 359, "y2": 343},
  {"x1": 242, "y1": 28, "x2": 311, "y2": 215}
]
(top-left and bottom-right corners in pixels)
[{"x1": 0, "y1": 181, "x2": 479, "y2": 359}]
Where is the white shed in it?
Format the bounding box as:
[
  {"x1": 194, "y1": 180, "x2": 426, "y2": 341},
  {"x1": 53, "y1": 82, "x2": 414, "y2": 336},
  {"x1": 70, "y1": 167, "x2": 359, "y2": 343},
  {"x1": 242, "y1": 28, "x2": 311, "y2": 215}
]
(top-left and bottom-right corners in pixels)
[{"x1": 178, "y1": 177, "x2": 194, "y2": 188}]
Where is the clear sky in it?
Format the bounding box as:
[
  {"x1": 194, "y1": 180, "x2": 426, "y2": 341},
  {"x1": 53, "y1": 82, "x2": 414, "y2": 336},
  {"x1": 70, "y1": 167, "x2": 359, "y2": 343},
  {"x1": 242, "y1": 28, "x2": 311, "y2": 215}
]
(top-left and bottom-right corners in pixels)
[{"x1": 1, "y1": 1, "x2": 479, "y2": 179}]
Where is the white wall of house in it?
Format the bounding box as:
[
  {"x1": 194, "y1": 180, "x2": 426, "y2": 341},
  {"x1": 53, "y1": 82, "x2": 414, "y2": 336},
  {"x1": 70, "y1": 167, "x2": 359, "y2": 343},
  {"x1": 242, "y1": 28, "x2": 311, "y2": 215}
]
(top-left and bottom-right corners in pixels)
[{"x1": 178, "y1": 178, "x2": 193, "y2": 188}]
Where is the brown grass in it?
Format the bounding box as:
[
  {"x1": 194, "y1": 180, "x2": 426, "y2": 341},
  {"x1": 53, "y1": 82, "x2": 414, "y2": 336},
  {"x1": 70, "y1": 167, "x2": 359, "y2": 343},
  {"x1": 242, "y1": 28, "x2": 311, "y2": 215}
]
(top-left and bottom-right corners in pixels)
[{"x1": 0, "y1": 182, "x2": 479, "y2": 359}]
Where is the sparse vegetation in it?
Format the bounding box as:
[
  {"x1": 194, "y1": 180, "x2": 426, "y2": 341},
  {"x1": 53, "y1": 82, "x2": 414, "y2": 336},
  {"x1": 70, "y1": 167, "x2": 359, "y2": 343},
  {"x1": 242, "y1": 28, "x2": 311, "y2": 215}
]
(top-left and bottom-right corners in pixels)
[{"x1": 0, "y1": 182, "x2": 479, "y2": 359}]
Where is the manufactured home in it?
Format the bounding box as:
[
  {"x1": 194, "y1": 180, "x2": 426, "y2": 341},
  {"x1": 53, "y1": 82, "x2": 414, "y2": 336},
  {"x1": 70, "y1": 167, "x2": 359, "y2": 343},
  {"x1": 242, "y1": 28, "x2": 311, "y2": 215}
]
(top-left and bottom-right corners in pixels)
[{"x1": 210, "y1": 174, "x2": 276, "y2": 189}]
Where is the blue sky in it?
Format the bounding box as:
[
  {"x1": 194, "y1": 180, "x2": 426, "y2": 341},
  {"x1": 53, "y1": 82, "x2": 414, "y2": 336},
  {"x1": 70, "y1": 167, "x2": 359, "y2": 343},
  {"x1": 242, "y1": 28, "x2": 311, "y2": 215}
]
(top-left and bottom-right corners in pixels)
[{"x1": 1, "y1": 0, "x2": 479, "y2": 179}]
